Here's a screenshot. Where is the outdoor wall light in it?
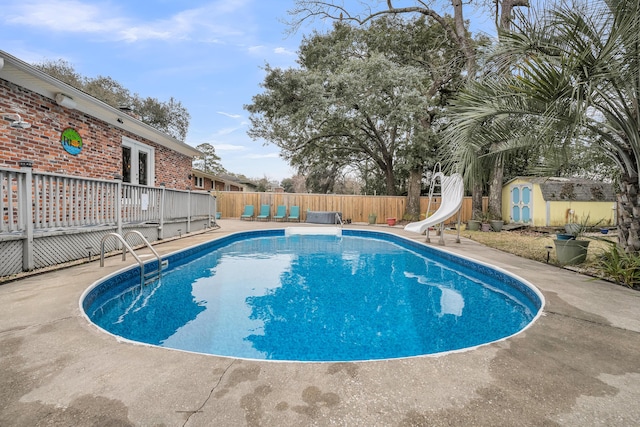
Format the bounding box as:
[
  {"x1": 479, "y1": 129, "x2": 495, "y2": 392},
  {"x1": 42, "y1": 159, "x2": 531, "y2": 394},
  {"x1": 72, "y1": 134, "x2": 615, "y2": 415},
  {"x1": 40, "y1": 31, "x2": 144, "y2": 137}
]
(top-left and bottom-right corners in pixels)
[
  {"x1": 55, "y1": 93, "x2": 77, "y2": 109},
  {"x1": 545, "y1": 245, "x2": 553, "y2": 263},
  {"x1": 1, "y1": 112, "x2": 31, "y2": 129}
]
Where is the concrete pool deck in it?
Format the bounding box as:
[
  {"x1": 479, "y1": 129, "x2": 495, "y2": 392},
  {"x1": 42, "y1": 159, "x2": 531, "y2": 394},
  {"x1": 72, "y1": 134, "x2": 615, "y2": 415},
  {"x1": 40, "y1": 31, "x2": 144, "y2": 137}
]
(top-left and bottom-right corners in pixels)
[{"x1": 1, "y1": 220, "x2": 639, "y2": 426}]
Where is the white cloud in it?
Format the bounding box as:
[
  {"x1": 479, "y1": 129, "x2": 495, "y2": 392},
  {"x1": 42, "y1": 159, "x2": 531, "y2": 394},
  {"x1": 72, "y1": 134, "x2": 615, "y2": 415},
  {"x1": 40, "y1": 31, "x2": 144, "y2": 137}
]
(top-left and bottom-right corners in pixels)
[
  {"x1": 217, "y1": 111, "x2": 243, "y2": 119},
  {"x1": 215, "y1": 144, "x2": 248, "y2": 152},
  {"x1": 247, "y1": 152, "x2": 281, "y2": 159},
  {"x1": 247, "y1": 45, "x2": 267, "y2": 55},
  {"x1": 213, "y1": 126, "x2": 246, "y2": 137},
  {"x1": 5, "y1": 1, "x2": 126, "y2": 34},
  {"x1": 274, "y1": 47, "x2": 295, "y2": 56},
  {"x1": 3, "y1": 0, "x2": 252, "y2": 43}
]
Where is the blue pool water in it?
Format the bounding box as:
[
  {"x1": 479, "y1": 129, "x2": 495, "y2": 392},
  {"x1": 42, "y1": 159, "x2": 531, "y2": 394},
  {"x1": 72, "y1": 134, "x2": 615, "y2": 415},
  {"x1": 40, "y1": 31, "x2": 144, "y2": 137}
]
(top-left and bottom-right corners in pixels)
[{"x1": 82, "y1": 229, "x2": 543, "y2": 362}]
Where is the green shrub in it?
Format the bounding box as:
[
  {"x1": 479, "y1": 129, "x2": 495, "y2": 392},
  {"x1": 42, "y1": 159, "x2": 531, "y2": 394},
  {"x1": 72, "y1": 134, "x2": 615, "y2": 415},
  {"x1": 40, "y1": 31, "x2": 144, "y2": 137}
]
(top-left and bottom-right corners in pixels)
[{"x1": 599, "y1": 245, "x2": 640, "y2": 289}]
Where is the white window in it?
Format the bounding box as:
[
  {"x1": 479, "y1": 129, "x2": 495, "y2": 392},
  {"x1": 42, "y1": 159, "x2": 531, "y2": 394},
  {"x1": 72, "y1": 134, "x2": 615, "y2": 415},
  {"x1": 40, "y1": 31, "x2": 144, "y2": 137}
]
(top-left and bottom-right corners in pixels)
[
  {"x1": 122, "y1": 137, "x2": 155, "y2": 186},
  {"x1": 195, "y1": 176, "x2": 204, "y2": 188}
]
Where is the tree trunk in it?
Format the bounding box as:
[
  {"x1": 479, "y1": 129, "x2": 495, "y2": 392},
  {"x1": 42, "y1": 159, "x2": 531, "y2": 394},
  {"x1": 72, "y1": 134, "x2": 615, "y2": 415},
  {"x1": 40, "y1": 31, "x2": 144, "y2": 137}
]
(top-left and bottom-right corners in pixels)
[
  {"x1": 488, "y1": 155, "x2": 504, "y2": 219},
  {"x1": 451, "y1": 0, "x2": 476, "y2": 77},
  {"x1": 617, "y1": 174, "x2": 640, "y2": 253},
  {"x1": 472, "y1": 180, "x2": 483, "y2": 219},
  {"x1": 406, "y1": 168, "x2": 422, "y2": 220},
  {"x1": 484, "y1": 1, "x2": 530, "y2": 221},
  {"x1": 499, "y1": 0, "x2": 530, "y2": 30},
  {"x1": 384, "y1": 162, "x2": 397, "y2": 196}
]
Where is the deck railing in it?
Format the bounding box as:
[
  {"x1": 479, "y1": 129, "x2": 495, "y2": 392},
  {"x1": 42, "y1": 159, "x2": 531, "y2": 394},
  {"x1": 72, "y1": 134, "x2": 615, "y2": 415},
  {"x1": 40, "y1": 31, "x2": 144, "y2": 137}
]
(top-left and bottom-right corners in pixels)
[{"x1": 1, "y1": 165, "x2": 214, "y2": 233}]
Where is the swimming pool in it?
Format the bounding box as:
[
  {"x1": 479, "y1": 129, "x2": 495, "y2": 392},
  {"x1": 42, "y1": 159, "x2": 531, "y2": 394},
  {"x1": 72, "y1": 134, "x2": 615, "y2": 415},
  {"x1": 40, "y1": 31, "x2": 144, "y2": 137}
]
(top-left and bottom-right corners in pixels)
[{"x1": 82, "y1": 228, "x2": 544, "y2": 362}]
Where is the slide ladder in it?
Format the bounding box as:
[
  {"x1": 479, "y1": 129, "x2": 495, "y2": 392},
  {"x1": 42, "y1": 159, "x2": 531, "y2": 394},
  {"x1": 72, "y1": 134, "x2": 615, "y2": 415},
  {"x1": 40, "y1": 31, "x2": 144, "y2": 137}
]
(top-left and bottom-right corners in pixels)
[{"x1": 404, "y1": 164, "x2": 464, "y2": 245}]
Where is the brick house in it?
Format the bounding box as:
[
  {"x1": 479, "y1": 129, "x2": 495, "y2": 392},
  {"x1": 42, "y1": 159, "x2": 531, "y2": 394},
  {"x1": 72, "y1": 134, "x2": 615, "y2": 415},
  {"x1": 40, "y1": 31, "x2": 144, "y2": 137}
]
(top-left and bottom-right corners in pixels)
[
  {"x1": 0, "y1": 50, "x2": 200, "y2": 187},
  {"x1": 191, "y1": 169, "x2": 247, "y2": 192},
  {"x1": 0, "y1": 50, "x2": 216, "y2": 277}
]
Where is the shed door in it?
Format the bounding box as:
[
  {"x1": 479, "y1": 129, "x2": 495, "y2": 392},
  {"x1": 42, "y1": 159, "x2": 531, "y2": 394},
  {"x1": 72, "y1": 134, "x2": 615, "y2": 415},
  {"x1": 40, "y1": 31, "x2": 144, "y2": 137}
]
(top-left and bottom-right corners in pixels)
[{"x1": 511, "y1": 185, "x2": 532, "y2": 223}]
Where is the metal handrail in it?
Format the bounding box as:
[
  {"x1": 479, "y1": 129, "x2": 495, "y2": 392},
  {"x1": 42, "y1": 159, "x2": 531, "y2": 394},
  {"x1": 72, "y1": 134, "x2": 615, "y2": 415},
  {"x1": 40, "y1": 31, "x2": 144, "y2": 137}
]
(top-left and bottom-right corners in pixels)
[
  {"x1": 100, "y1": 233, "x2": 145, "y2": 286},
  {"x1": 335, "y1": 212, "x2": 343, "y2": 228},
  {"x1": 123, "y1": 230, "x2": 162, "y2": 269}
]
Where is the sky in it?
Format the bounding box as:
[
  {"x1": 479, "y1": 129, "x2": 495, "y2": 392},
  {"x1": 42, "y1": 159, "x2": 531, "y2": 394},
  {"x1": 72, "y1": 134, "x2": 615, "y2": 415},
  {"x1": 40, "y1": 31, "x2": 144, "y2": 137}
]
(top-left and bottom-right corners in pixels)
[{"x1": 1, "y1": 0, "x2": 497, "y2": 182}]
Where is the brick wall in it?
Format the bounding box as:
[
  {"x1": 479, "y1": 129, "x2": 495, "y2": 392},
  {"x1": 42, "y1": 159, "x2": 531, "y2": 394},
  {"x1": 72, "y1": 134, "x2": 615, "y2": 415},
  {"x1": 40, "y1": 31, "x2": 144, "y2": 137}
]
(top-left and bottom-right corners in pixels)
[{"x1": 1, "y1": 79, "x2": 193, "y2": 190}]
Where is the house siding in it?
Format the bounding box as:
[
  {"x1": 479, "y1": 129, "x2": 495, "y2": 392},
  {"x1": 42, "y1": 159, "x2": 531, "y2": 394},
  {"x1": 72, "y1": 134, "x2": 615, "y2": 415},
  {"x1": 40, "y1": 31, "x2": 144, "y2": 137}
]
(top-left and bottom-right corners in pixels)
[{"x1": 1, "y1": 79, "x2": 193, "y2": 189}]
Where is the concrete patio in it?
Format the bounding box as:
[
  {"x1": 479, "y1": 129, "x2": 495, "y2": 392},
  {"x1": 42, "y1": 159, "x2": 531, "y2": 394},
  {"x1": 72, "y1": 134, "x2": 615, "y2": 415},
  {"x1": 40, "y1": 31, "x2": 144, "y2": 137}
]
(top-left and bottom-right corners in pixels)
[{"x1": 1, "y1": 220, "x2": 639, "y2": 426}]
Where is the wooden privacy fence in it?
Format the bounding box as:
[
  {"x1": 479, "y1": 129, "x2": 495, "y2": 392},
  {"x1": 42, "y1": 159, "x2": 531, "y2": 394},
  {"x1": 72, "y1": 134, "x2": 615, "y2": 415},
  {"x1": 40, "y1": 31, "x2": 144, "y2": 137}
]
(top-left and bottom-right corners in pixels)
[{"x1": 216, "y1": 191, "x2": 488, "y2": 224}]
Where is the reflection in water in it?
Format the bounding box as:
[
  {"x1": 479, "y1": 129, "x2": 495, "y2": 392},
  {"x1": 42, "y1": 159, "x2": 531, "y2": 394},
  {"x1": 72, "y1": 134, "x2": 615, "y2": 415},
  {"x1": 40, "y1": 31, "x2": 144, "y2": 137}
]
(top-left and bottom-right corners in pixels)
[
  {"x1": 403, "y1": 272, "x2": 465, "y2": 317},
  {"x1": 244, "y1": 236, "x2": 412, "y2": 360},
  {"x1": 162, "y1": 252, "x2": 294, "y2": 358}
]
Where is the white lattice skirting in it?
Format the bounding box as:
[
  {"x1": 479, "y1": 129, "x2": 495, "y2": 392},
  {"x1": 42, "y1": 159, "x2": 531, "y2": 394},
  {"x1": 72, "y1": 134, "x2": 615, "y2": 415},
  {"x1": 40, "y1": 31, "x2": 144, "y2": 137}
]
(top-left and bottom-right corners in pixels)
[{"x1": 0, "y1": 218, "x2": 209, "y2": 278}]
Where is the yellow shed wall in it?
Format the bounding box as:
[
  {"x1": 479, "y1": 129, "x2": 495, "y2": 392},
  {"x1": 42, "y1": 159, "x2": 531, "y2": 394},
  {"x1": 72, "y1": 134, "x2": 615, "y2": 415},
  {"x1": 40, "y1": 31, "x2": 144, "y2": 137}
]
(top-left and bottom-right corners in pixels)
[
  {"x1": 503, "y1": 179, "x2": 616, "y2": 227},
  {"x1": 546, "y1": 201, "x2": 615, "y2": 227}
]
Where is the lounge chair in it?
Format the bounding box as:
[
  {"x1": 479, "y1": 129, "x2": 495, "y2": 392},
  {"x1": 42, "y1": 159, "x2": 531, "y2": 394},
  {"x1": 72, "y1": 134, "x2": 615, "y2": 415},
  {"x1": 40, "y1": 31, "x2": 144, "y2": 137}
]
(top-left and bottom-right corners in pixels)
[
  {"x1": 240, "y1": 205, "x2": 254, "y2": 220},
  {"x1": 288, "y1": 206, "x2": 300, "y2": 222},
  {"x1": 273, "y1": 205, "x2": 286, "y2": 221},
  {"x1": 256, "y1": 204, "x2": 271, "y2": 221}
]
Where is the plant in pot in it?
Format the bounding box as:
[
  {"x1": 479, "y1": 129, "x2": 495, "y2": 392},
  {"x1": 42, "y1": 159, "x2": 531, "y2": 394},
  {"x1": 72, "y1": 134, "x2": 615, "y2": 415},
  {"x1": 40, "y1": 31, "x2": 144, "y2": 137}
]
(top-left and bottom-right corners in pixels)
[
  {"x1": 489, "y1": 213, "x2": 504, "y2": 232},
  {"x1": 368, "y1": 213, "x2": 377, "y2": 224},
  {"x1": 479, "y1": 212, "x2": 492, "y2": 232},
  {"x1": 386, "y1": 217, "x2": 397, "y2": 226},
  {"x1": 564, "y1": 208, "x2": 580, "y2": 235},
  {"x1": 554, "y1": 217, "x2": 592, "y2": 265},
  {"x1": 467, "y1": 217, "x2": 481, "y2": 231}
]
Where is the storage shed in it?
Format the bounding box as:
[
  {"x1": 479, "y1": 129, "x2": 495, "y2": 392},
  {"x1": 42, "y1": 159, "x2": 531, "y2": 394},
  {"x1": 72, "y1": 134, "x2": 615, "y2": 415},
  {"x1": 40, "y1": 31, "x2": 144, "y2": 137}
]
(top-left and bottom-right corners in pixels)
[{"x1": 502, "y1": 177, "x2": 616, "y2": 227}]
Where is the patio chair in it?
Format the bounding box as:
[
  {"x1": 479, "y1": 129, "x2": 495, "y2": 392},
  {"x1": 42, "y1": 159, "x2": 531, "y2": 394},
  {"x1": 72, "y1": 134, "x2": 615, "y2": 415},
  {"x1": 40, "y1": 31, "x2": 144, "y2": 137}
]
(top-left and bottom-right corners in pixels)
[
  {"x1": 288, "y1": 206, "x2": 300, "y2": 222},
  {"x1": 256, "y1": 204, "x2": 271, "y2": 221},
  {"x1": 273, "y1": 205, "x2": 287, "y2": 221},
  {"x1": 240, "y1": 205, "x2": 254, "y2": 220}
]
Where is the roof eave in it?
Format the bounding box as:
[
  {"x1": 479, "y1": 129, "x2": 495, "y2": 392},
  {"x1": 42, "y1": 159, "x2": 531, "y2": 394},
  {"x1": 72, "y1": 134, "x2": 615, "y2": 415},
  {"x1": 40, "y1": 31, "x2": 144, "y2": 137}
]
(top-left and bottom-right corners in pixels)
[{"x1": 0, "y1": 50, "x2": 201, "y2": 158}]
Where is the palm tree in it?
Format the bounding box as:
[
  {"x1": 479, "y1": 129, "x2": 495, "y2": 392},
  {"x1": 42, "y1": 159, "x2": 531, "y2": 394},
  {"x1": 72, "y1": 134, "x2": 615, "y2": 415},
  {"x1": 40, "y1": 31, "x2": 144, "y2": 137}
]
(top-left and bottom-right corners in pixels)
[{"x1": 447, "y1": 0, "x2": 640, "y2": 253}]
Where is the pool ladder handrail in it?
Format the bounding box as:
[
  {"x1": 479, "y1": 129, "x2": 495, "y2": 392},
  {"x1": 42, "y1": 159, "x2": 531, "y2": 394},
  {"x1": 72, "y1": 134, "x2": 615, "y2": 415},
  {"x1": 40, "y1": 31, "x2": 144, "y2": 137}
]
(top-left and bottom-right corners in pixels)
[
  {"x1": 334, "y1": 212, "x2": 343, "y2": 228},
  {"x1": 100, "y1": 231, "x2": 167, "y2": 286}
]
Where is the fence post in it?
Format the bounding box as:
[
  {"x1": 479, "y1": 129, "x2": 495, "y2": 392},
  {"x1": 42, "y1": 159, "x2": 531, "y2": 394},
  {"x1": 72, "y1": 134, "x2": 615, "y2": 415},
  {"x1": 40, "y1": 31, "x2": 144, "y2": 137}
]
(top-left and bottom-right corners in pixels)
[
  {"x1": 115, "y1": 177, "x2": 123, "y2": 237},
  {"x1": 187, "y1": 190, "x2": 191, "y2": 234},
  {"x1": 214, "y1": 192, "x2": 218, "y2": 227},
  {"x1": 19, "y1": 160, "x2": 34, "y2": 271},
  {"x1": 158, "y1": 184, "x2": 165, "y2": 240}
]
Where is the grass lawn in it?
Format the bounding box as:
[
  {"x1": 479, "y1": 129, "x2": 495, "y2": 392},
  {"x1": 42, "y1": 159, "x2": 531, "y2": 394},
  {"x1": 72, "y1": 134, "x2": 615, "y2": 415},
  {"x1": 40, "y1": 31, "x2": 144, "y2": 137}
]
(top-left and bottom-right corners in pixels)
[{"x1": 449, "y1": 227, "x2": 624, "y2": 283}]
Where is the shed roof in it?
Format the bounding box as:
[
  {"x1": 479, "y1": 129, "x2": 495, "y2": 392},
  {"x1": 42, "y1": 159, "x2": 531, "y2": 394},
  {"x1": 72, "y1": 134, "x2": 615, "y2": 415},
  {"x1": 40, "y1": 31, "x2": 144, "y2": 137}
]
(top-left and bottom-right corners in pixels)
[{"x1": 508, "y1": 177, "x2": 615, "y2": 201}]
